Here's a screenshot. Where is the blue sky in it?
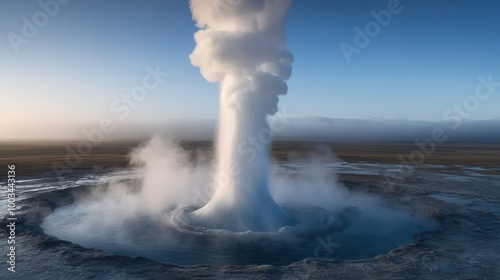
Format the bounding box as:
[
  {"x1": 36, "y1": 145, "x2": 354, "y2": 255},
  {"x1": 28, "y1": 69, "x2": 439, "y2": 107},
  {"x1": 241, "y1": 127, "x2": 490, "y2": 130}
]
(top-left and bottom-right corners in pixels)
[{"x1": 1, "y1": 0, "x2": 499, "y2": 138}]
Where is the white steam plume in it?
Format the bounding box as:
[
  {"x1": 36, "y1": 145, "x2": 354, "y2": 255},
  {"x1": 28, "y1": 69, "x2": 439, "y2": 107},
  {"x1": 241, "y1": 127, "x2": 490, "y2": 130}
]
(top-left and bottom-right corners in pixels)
[{"x1": 189, "y1": 0, "x2": 294, "y2": 231}]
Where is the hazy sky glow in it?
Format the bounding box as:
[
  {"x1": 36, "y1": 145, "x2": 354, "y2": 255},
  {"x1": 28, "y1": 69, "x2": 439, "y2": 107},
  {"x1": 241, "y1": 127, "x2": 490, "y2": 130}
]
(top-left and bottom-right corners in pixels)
[{"x1": 1, "y1": 0, "x2": 499, "y2": 139}]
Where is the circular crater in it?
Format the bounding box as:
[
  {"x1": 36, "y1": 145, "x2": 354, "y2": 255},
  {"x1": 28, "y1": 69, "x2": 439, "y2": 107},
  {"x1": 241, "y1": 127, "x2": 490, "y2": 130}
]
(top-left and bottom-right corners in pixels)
[{"x1": 41, "y1": 197, "x2": 436, "y2": 266}]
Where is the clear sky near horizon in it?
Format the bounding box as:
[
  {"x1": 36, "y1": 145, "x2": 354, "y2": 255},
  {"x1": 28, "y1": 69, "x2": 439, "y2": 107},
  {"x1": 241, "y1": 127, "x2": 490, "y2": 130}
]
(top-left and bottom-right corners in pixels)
[{"x1": 1, "y1": 0, "x2": 499, "y2": 139}]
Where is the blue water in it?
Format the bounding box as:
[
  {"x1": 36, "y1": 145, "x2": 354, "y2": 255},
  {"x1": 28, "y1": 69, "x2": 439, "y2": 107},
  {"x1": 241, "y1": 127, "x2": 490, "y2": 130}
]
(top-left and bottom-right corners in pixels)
[{"x1": 42, "y1": 202, "x2": 436, "y2": 265}]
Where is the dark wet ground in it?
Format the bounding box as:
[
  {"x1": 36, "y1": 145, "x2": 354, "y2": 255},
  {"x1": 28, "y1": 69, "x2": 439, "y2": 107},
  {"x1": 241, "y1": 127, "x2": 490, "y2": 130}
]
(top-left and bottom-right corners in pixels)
[{"x1": 1, "y1": 161, "x2": 499, "y2": 279}]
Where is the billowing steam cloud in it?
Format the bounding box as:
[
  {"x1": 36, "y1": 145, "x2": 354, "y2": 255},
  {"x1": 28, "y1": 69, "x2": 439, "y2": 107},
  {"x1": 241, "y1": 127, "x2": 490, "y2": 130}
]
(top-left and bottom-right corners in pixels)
[{"x1": 188, "y1": 0, "x2": 295, "y2": 231}]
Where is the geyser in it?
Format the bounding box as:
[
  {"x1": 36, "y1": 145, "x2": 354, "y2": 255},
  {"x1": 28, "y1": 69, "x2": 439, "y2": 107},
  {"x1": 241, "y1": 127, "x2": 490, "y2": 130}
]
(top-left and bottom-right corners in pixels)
[
  {"x1": 188, "y1": 0, "x2": 294, "y2": 231},
  {"x1": 37, "y1": 0, "x2": 439, "y2": 268}
]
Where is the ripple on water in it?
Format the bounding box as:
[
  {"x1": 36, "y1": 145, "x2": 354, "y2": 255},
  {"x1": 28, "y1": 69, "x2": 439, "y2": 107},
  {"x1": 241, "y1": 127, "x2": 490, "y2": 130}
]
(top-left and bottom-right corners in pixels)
[{"x1": 41, "y1": 201, "x2": 436, "y2": 265}]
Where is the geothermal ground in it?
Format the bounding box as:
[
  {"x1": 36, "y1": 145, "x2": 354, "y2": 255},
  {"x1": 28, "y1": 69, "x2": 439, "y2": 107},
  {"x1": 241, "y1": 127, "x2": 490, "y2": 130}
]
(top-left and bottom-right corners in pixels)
[{"x1": 1, "y1": 141, "x2": 499, "y2": 279}]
